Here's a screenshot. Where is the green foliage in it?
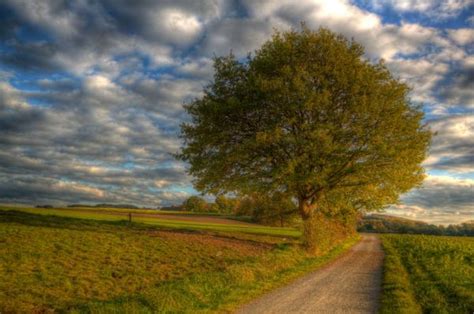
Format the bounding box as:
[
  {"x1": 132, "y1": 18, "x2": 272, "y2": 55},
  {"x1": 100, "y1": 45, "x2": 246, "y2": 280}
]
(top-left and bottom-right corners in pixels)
[
  {"x1": 0, "y1": 209, "x2": 358, "y2": 313},
  {"x1": 182, "y1": 195, "x2": 210, "y2": 212},
  {"x1": 177, "y1": 26, "x2": 431, "y2": 249},
  {"x1": 214, "y1": 195, "x2": 240, "y2": 214},
  {"x1": 235, "y1": 192, "x2": 299, "y2": 227},
  {"x1": 302, "y1": 211, "x2": 358, "y2": 255},
  {"x1": 380, "y1": 234, "x2": 474, "y2": 313}
]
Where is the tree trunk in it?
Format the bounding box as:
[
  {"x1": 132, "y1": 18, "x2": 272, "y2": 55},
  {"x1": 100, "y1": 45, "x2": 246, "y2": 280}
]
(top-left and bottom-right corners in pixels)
[{"x1": 299, "y1": 200, "x2": 317, "y2": 254}]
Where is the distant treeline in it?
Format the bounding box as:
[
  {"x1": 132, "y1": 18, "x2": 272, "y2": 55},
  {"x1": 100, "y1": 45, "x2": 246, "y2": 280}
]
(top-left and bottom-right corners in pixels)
[
  {"x1": 358, "y1": 214, "x2": 474, "y2": 236},
  {"x1": 159, "y1": 205, "x2": 183, "y2": 211},
  {"x1": 67, "y1": 203, "x2": 140, "y2": 209},
  {"x1": 176, "y1": 195, "x2": 299, "y2": 227}
]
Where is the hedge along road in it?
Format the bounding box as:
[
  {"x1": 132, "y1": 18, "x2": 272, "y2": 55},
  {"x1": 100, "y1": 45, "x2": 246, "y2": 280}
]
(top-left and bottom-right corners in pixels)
[{"x1": 238, "y1": 234, "x2": 384, "y2": 314}]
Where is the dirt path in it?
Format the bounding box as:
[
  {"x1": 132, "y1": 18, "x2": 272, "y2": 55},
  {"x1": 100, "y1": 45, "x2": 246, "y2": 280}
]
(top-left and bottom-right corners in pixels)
[{"x1": 238, "y1": 234, "x2": 384, "y2": 314}]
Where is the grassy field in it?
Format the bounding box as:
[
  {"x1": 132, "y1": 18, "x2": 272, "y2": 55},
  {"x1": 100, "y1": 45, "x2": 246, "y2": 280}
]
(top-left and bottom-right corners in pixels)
[
  {"x1": 55, "y1": 206, "x2": 228, "y2": 216},
  {"x1": 380, "y1": 234, "x2": 474, "y2": 314},
  {"x1": 0, "y1": 209, "x2": 358, "y2": 313},
  {"x1": 0, "y1": 206, "x2": 299, "y2": 238},
  {"x1": 0, "y1": 204, "x2": 236, "y2": 216}
]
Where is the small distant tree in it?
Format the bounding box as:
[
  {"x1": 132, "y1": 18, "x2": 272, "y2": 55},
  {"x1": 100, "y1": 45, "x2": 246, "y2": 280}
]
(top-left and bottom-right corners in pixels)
[
  {"x1": 182, "y1": 196, "x2": 208, "y2": 212},
  {"x1": 177, "y1": 26, "x2": 431, "y2": 253},
  {"x1": 214, "y1": 195, "x2": 239, "y2": 214}
]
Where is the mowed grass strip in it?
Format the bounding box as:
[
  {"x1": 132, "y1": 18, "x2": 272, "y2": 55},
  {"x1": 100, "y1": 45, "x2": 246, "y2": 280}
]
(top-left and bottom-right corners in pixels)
[
  {"x1": 0, "y1": 210, "x2": 358, "y2": 313},
  {"x1": 52, "y1": 206, "x2": 226, "y2": 216},
  {"x1": 380, "y1": 234, "x2": 474, "y2": 314},
  {"x1": 0, "y1": 206, "x2": 300, "y2": 238}
]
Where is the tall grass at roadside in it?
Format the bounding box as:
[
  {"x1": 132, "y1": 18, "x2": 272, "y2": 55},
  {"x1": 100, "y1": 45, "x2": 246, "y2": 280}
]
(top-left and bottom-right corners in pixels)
[{"x1": 380, "y1": 239, "x2": 421, "y2": 314}]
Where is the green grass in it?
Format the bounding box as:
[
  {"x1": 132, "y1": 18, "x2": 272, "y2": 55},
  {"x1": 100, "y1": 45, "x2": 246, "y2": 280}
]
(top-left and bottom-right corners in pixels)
[
  {"x1": 0, "y1": 210, "x2": 358, "y2": 313},
  {"x1": 62, "y1": 206, "x2": 228, "y2": 216},
  {"x1": 0, "y1": 206, "x2": 300, "y2": 238},
  {"x1": 380, "y1": 234, "x2": 474, "y2": 314}
]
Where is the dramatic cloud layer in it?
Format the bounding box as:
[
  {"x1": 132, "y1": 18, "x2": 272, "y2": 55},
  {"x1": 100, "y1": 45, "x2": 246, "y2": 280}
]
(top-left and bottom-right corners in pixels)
[{"x1": 0, "y1": 0, "x2": 472, "y2": 223}]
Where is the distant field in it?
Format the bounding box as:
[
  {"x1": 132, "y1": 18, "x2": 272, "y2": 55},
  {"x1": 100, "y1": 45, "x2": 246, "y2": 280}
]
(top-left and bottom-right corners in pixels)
[
  {"x1": 0, "y1": 206, "x2": 299, "y2": 238},
  {"x1": 0, "y1": 210, "x2": 357, "y2": 312},
  {"x1": 380, "y1": 234, "x2": 474, "y2": 313},
  {"x1": 0, "y1": 204, "x2": 235, "y2": 217},
  {"x1": 62, "y1": 206, "x2": 227, "y2": 216}
]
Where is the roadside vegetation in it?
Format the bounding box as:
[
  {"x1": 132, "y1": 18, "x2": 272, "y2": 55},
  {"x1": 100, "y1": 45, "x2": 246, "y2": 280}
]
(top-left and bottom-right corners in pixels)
[
  {"x1": 380, "y1": 234, "x2": 474, "y2": 313},
  {"x1": 0, "y1": 210, "x2": 358, "y2": 313}
]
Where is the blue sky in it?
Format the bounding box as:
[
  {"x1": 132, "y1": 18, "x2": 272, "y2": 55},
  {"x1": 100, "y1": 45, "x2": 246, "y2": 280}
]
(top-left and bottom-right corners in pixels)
[{"x1": 0, "y1": 0, "x2": 472, "y2": 224}]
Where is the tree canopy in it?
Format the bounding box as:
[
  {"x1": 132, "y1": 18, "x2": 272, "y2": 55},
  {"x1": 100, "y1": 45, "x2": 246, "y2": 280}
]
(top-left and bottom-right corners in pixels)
[{"x1": 177, "y1": 26, "x2": 431, "y2": 251}]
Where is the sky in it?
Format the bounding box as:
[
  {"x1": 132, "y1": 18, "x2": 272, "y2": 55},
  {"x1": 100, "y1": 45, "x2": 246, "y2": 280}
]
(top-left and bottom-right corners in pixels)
[{"x1": 0, "y1": 0, "x2": 472, "y2": 224}]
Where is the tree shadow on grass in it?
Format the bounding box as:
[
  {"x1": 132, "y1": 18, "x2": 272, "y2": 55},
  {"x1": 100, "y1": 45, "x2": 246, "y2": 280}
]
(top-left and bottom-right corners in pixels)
[
  {"x1": 0, "y1": 210, "x2": 228, "y2": 237},
  {"x1": 0, "y1": 210, "x2": 146, "y2": 233},
  {"x1": 0, "y1": 210, "x2": 292, "y2": 247}
]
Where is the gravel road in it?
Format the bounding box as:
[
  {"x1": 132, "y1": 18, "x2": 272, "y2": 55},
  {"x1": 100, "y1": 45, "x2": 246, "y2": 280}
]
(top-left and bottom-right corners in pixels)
[{"x1": 237, "y1": 234, "x2": 384, "y2": 314}]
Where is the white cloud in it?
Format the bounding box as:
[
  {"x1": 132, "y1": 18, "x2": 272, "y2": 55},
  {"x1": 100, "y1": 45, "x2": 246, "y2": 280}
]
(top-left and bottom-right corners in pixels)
[
  {"x1": 154, "y1": 180, "x2": 170, "y2": 188},
  {"x1": 387, "y1": 58, "x2": 449, "y2": 103},
  {"x1": 238, "y1": 1, "x2": 447, "y2": 62},
  {"x1": 0, "y1": 81, "x2": 30, "y2": 110},
  {"x1": 368, "y1": 0, "x2": 473, "y2": 19},
  {"x1": 131, "y1": 76, "x2": 203, "y2": 114},
  {"x1": 150, "y1": 8, "x2": 203, "y2": 46},
  {"x1": 387, "y1": 174, "x2": 474, "y2": 224},
  {"x1": 448, "y1": 28, "x2": 474, "y2": 45},
  {"x1": 200, "y1": 18, "x2": 282, "y2": 57},
  {"x1": 424, "y1": 114, "x2": 474, "y2": 173},
  {"x1": 54, "y1": 180, "x2": 105, "y2": 198},
  {"x1": 82, "y1": 74, "x2": 133, "y2": 108},
  {"x1": 176, "y1": 58, "x2": 214, "y2": 79},
  {"x1": 5, "y1": 0, "x2": 81, "y2": 37},
  {"x1": 85, "y1": 75, "x2": 114, "y2": 90}
]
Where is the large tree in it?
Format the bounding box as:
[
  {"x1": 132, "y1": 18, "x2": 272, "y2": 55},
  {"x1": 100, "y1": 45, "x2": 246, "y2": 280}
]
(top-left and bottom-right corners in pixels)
[{"x1": 177, "y1": 27, "x2": 431, "y2": 252}]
